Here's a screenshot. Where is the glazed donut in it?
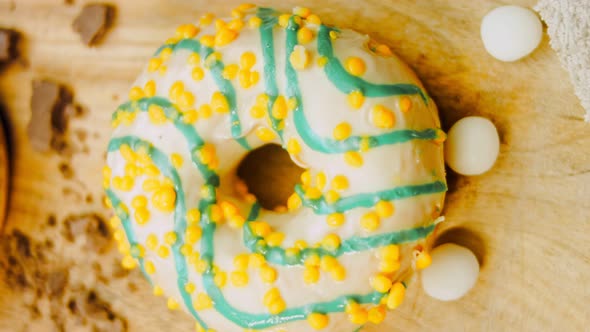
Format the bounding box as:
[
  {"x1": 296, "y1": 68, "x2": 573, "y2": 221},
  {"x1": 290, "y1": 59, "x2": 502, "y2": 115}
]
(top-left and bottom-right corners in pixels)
[{"x1": 105, "y1": 5, "x2": 447, "y2": 332}]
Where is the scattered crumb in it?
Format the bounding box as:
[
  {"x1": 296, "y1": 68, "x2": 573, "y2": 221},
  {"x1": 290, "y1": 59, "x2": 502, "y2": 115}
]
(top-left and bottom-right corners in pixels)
[
  {"x1": 72, "y1": 4, "x2": 116, "y2": 46},
  {"x1": 27, "y1": 80, "x2": 73, "y2": 153},
  {"x1": 58, "y1": 162, "x2": 74, "y2": 179}
]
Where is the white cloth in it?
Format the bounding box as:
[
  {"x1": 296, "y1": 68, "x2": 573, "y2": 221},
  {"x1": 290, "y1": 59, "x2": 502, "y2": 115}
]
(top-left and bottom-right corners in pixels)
[{"x1": 535, "y1": 0, "x2": 590, "y2": 121}]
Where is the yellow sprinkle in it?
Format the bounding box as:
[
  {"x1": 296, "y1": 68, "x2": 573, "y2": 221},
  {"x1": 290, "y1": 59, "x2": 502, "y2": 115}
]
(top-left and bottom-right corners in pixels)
[
  {"x1": 255, "y1": 127, "x2": 276, "y2": 142},
  {"x1": 194, "y1": 292, "x2": 213, "y2": 310},
  {"x1": 306, "y1": 14, "x2": 321, "y2": 25},
  {"x1": 294, "y1": 240, "x2": 308, "y2": 250},
  {"x1": 284, "y1": 194, "x2": 302, "y2": 213},
  {"x1": 372, "y1": 105, "x2": 396, "y2": 129},
  {"x1": 399, "y1": 96, "x2": 412, "y2": 113},
  {"x1": 326, "y1": 213, "x2": 345, "y2": 227},
  {"x1": 330, "y1": 264, "x2": 346, "y2": 281},
  {"x1": 248, "y1": 16, "x2": 262, "y2": 28},
  {"x1": 368, "y1": 305, "x2": 386, "y2": 324},
  {"x1": 192, "y1": 67, "x2": 205, "y2": 81},
  {"x1": 214, "y1": 271, "x2": 227, "y2": 288},
  {"x1": 415, "y1": 251, "x2": 432, "y2": 270},
  {"x1": 145, "y1": 261, "x2": 156, "y2": 274},
  {"x1": 148, "y1": 58, "x2": 162, "y2": 72},
  {"x1": 278, "y1": 14, "x2": 291, "y2": 28},
  {"x1": 141, "y1": 179, "x2": 159, "y2": 193},
  {"x1": 157, "y1": 245, "x2": 170, "y2": 258},
  {"x1": 119, "y1": 144, "x2": 136, "y2": 163},
  {"x1": 215, "y1": 28, "x2": 238, "y2": 46},
  {"x1": 200, "y1": 35, "x2": 215, "y2": 47},
  {"x1": 130, "y1": 196, "x2": 147, "y2": 210},
  {"x1": 148, "y1": 104, "x2": 167, "y2": 124},
  {"x1": 169, "y1": 81, "x2": 184, "y2": 100},
  {"x1": 322, "y1": 233, "x2": 341, "y2": 250},
  {"x1": 134, "y1": 207, "x2": 150, "y2": 225},
  {"x1": 316, "y1": 56, "x2": 328, "y2": 67},
  {"x1": 434, "y1": 129, "x2": 447, "y2": 145},
  {"x1": 348, "y1": 307, "x2": 368, "y2": 325},
  {"x1": 270, "y1": 96, "x2": 287, "y2": 119},
  {"x1": 287, "y1": 97, "x2": 298, "y2": 111},
  {"x1": 304, "y1": 253, "x2": 320, "y2": 267},
  {"x1": 184, "y1": 282, "x2": 196, "y2": 294},
  {"x1": 211, "y1": 91, "x2": 229, "y2": 113},
  {"x1": 330, "y1": 175, "x2": 349, "y2": 191},
  {"x1": 198, "y1": 143, "x2": 216, "y2": 165},
  {"x1": 260, "y1": 265, "x2": 278, "y2": 283},
  {"x1": 153, "y1": 285, "x2": 164, "y2": 296},
  {"x1": 345, "y1": 56, "x2": 366, "y2": 76},
  {"x1": 167, "y1": 297, "x2": 180, "y2": 310},
  {"x1": 129, "y1": 87, "x2": 144, "y2": 101},
  {"x1": 324, "y1": 190, "x2": 340, "y2": 204},
  {"x1": 303, "y1": 266, "x2": 320, "y2": 284},
  {"x1": 319, "y1": 255, "x2": 338, "y2": 272},
  {"x1": 375, "y1": 200, "x2": 394, "y2": 218},
  {"x1": 329, "y1": 30, "x2": 338, "y2": 40},
  {"x1": 108, "y1": 215, "x2": 120, "y2": 228},
  {"x1": 305, "y1": 187, "x2": 322, "y2": 200},
  {"x1": 293, "y1": 6, "x2": 311, "y2": 18},
  {"x1": 284, "y1": 139, "x2": 301, "y2": 157},
  {"x1": 249, "y1": 70, "x2": 260, "y2": 86},
  {"x1": 124, "y1": 163, "x2": 138, "y2": 177},
  {"x1": 187, "y1": 52, "x2": 201, "y2": 66},
  {"x1": 249, "y1": 253, "x2": 265, "y2": 268},
  {"x1": 152, "y1": 185, "x2": 176, "y2": 212},
  {"x1": 209, "y1": 204, "x2": 223, "y2": 223},
  {"x1": 263, "y1": 287, "x2": 281, "y2": 307},
  {"x1": 178, "y1": 90, "x2": 195, "y2": 109},
  {"x1": 228, "y1": 19, "x2": 244, "y2": 31},
  {"x1": 289, "y1": 45, "x2": 311, "y2": 70},
  {"x1": 380, "y1": 245, "x2": 399, "y2": 261},
  {"x1": 333, "y1": 122, "x2": 352, "y2": 141},
  {"x1": 347, "y1": 90, "x2": 364, "y2": 110},
  {"x1": 146, "y1": 234, "x2": 158, "y2": 250},
  {"x1": 170, "y1": 153, "x2": 184, "y2": 168},
  {"x1": 214, "y1": 19, "x2": 227, "y2": 31},
  {"x1": 121, "y1": 255, "x2": 137, "y2": 269},
  {"x1": 220, "y1": 201, "x2": 239, "y2": 218},
  {"x1": 379, "y1": 259, "x2": 401, "y2": 274},
  {"x1": 228, "y1": 214, "x2": 246, "y2": 228},
  {"x1": 360, "y1": 211, "x2": 380, "y2": 231},
  {"x1": 239, "y1": 70, "x2": 252, "y2": 89},
  {"x1": 180, "y1": 244, "x2": 193, "y2": 256},
  {"x1": 300, "y1": 170, "x2": 311, "y2": 185},
  {"x1": 307, "y1": 313, "x2": 329, "y2": 330},
  {"x1": 344, "y1": 151, "x2": 363, "y2": 167},
  {"x1": 233, "y1": 254, "x2": 250, "y2": 271},
  {"x1": 371, "y1": 274, "x2": 393, "y2": 293},
  {"x1": 267, "y1": 297, "x2": 286, "y2": 315},
  {"x1": 176, "y1": 24, "x2": 199, "y2": 38},
  {"x1": 240, "y1": 51, "x2": 257, "y2": 70},
  {"x1": 297, "y1": 27, "x2": 315, "y2": 44},
  {"x1": 249, "y1": 105, "x2": 266, "y2": 119},
  {"x1": 386, "y1": 282, "x2": 405, "y2": 309},
  {"x1": 237, "y1": 3, "x2": 256, "y2": 11},
  {"x1": 144, "y1": 80, "x2": 157, "y2": 97},
  {"x1": 266, "y1": 232, "x2": 285, "y2": 246},
  {"x1": 199, "y1": 13, "x2": 215, "y2": 26},
  {"x1": 164, "y1": 231, "x2": 177, "y2": 245},
  {"x1": 222, "y1": 64, "x2": 240, "y2": 80},
  {"x1": 250, "y1": 222, "x2": 272, "y2": 238},
  {"x1": 195, "y1": 258, "x2": 209, "y2": 274},
  {"x1": 230, "y1": 270, "x2": 249, "y2": 287},
  {"x1": 158, "y1": 65, "x2": 168, "y2": 75},
  {"x1": 231, "y1": 9, "x2": 244, "y2": 19}
]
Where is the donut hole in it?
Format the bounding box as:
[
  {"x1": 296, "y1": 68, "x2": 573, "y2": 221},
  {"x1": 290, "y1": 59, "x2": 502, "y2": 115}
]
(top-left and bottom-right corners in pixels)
[{"x1": 236, "y1": 144, "x2": 305, "y2": 211}]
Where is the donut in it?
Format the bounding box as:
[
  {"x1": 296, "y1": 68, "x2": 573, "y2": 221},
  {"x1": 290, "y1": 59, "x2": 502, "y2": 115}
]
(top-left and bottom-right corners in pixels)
[{"x1": 104, "y1": 5, "x2": 447, "y2": 332}]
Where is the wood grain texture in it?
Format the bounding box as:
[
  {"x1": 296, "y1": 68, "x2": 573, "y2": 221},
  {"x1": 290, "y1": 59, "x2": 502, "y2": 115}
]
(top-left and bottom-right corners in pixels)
[{"x1": 0, "y1": 0, "x2": 588, "y2": 331}]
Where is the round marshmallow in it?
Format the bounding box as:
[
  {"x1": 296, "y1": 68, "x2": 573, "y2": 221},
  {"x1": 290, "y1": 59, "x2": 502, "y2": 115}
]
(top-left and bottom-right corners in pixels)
[
  {"x1": 421, "y1": 243, "x2": 479, "y2": 301},
  {"x1": 445, "y1": 116, "x2": 499, "y2": 176},
  {"x1": 481, "y1": 5, "x2": 543, "y2": 62}
]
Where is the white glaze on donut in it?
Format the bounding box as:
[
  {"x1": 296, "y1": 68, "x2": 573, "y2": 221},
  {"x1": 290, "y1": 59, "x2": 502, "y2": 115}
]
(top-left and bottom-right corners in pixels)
[{"x1": 105, "y1": 5, "x2": 446, "y2": 332}]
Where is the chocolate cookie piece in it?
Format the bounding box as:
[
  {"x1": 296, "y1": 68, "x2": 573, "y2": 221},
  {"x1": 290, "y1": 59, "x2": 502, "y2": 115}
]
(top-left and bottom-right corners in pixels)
[
  {"x1": 0, "y1": 28, "x2": 19, "y2": 64},
  {"x1": 28, "y1": 80, "x2": 72, "y2": 152},
  {"x1": 72, "y1": 4, "x2": 115, "y2": 46}
]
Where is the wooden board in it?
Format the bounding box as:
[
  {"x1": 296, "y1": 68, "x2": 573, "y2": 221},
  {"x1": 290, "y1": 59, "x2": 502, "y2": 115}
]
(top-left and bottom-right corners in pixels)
[{"x1": 0, "y1": 0, "x2": 588, "y2": 331}]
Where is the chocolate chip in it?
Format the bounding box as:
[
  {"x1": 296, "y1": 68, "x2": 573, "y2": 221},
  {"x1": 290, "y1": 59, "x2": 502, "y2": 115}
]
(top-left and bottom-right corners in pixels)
[
  {"x1": 0, "y1": 28, "x2": 19, "y2": 64},
  {"x1": 28, "y1": 80, "x2": 73, "y2": 153},
  {"x1": 72, "y1": 4, "x2": 115, "y2": 46}
]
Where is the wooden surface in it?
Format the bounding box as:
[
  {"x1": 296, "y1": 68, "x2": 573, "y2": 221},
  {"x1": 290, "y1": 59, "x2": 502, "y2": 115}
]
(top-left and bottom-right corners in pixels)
[{"x1": 0, "y1": 0, "x2": 589, "y2": 331}]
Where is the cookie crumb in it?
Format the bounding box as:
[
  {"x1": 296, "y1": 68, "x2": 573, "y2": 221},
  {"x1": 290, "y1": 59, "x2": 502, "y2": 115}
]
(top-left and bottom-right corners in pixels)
[{"x1": 72, "y1": 4, "x2": 116, "y2": 46}]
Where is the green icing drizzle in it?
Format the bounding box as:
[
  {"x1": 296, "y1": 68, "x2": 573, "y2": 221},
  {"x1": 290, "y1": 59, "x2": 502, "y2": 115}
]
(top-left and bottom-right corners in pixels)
[
  {"x1": 316, "y1": 25, "x2": 428, "y2": 102},
  {"x1": 294, "y1": 181, "x2": 447, "y2": 214},
  {"x1": 155, "y1": 39, "x2": 250, "y2": 150},
  {"x1": 107, "y1": 136, "x2": 208, "y2": 329},
  {"x1": 105, "y1": 189, "x2": 153, "y2": 282},
  {"x1": 284, "y1": 18, "x2": 436, "y2": 154}
]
